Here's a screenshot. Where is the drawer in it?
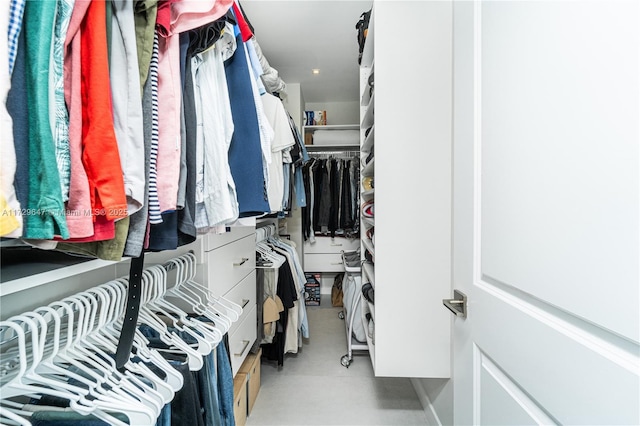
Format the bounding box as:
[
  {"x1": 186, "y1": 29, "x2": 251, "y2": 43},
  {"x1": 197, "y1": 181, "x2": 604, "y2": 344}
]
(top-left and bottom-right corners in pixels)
[
  {"x1": 303, "y1": 236, "x2": 360, "y2": 254},
  {"x1": 304, "y1": 253, "x2": 347, "y2": 273},
  {"x1": 205, "y1": 226, "x2": 255, "y2": 252},
  {"x1": 224, "y1": 270, "x2": 256, "y2": 337},
  {"x1": 206, "y1": 234, "x2": 256, "y2": 296},
  {"x1": 229, "y1": 304, "x2": 257, "y2": 377},
  {"x1": 238, "y1": 347, "x2": 261, "y2": 415},
  {"x1": 233, "y1": 372, "x2": 248, "y2": 426}
]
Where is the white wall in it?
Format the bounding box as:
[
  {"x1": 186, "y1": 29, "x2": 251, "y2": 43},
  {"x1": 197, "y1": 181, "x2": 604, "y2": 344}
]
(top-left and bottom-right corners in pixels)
[
  {"x1": 282, "y1": 82, "x2": 305, "y2": 129},
  {"x1": 305, "y1": 101, "x2": 360, "y2": 125},
  {"x1": 412, "y1": 378, "x2": 453, "y2": 426},
  {"x1": 279, "y1": 83, "x2": 305, "y2": 264}
]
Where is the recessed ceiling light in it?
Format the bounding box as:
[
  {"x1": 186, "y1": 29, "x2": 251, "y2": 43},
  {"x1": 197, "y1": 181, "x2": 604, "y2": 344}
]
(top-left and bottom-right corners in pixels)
[{"x1": 312, "y1": 69, "x2": 320, "y2": 75}]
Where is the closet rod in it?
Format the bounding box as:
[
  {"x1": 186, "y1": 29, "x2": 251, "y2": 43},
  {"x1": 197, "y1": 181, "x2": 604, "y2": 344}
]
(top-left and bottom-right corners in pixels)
[{"x1": 308, "y1": 151, "x2": 359, "y2": 158}]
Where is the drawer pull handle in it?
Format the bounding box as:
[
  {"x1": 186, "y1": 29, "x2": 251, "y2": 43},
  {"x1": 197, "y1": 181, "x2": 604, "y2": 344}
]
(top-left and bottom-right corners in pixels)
[
  {"x1": 233, "y1": 257, "x2": 249, "y2": 266},
  {"x1": 241, "y1": 299, "x2": 250, "y2": 309},
  {"x1": 330, "y1": 262, "x2": 343, "y2": 265},
  {"x1": 330, "y1": 243, "x2": 343, "y2": 247},
  {"x1": 234, "y1": 339, "x2": 251, "y2": 357}
]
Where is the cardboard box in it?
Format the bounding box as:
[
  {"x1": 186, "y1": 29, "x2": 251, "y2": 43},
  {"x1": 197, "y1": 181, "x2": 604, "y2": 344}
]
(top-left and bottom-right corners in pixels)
[
  {"x1": 305, "y1": 110, "x2": 327, "y2": 125},
  {"x1": 304, "y1": 132, "x2": 313, "y2": 146},
  {"x1": 233, "y1": 373, "x2": 248, "y2": 426},
  {"x1": 239, "y1": 348, "x2": 262, "y2": 414},
  {"x1": 304, "y1": 273, "x2": 321, "y2": 306}
]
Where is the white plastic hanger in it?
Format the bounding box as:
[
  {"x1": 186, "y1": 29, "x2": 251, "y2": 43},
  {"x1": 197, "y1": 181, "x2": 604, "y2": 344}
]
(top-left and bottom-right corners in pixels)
[
  {"x1": 15, "y1": 309, "x2": 138, "y2": 425},
  {"x1": 0, "y1": 405, "x2": 31, "y2": 426},
  {"x1": 256, "y1": 242, "x2": 286, "y2": 268},
  {"x1": 178, "y1": 253, "x2": 243, "y2": 319},
  {"x1": 89, "y1": 282, "x2": 181, "y2": 397},
  {"x1": 98, "y1": 280, "x2": 183, "y2": 392},
  {"x1": 163, "y1": 256, "x2": 234, "y2": 332},
  {"x1": 57, "y1": 295, "x2": 160, "y2": 423},
  {"x1": 0, "y1": 297, "x2": 159, "y2": 426},
  {"x1": 133, "y1": 274, "x2": 204, "y2": 371},
  {"x1": 143, "y1": 266, "x2": 216, "y2": 356},
  {"x1": 76, "y1": 289, "x2": 174, "y2": 406},
  {"x1": 165, "y1": 256, "x2": 235, "y2": 328},
  {"x1": 0, "y1": 318, "x2": 131, "y2": 426}
]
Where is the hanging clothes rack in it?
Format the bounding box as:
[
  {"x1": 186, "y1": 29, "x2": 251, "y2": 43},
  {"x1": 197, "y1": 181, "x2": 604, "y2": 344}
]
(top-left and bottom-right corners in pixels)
[
  {"x1": 307, "y1": 150, "x2": 360, "y2": 158},
  {"x1": 0, "y1": 252, "x2": 240, "y2": 426}
]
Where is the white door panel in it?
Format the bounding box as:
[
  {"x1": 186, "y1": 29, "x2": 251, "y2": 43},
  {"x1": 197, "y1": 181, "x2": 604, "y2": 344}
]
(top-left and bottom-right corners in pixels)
[
  {"x1": 474, "y1": 283, "x2": 639, "y2": 424},
  {"x1": 479, "y1": 0, "x2": 639, "y2": 343},
  {"x1": 453, "y1": 1, "x2": 640, "y2": 424},
  {"x1": 476, "y1": 347, "x2": 554, "y2": 426}
]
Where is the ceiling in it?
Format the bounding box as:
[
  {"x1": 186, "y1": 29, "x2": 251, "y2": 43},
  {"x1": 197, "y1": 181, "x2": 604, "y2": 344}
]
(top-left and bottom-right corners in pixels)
[{"x1": 240, "y1": 1, "x2": 372, "y2": 104}]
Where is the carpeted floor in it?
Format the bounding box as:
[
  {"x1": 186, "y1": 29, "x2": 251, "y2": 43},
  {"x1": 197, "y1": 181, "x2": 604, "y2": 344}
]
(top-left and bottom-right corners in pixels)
[{"x1": 246, "y1": 305, "x2": 428, "y2": 425}]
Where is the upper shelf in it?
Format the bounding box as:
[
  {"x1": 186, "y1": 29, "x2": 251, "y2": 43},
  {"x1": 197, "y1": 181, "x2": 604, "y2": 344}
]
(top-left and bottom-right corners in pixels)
[{"x1": 0, "y1": 251, "x2": 123, "y2": 296}]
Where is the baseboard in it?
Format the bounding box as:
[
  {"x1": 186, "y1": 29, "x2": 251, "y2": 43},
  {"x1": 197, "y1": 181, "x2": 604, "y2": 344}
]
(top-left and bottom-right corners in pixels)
[{"x1": 411, "y1": 378, "x2": 443, "y2": 426}]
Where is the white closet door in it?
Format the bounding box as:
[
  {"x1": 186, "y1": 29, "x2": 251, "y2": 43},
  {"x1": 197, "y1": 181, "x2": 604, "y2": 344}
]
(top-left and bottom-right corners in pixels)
[{"x1": 451, "y1": 1, "x2": 639, "y2": 424}]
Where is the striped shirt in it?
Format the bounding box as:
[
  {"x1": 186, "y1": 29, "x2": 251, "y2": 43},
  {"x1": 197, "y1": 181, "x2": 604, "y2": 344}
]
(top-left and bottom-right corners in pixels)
[{"x1": 148, "y1": 31, "x2": 162, "y2": 224}]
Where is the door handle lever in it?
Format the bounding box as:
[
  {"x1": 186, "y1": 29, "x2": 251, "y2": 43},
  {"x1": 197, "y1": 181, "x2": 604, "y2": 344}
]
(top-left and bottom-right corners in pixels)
[{"x1": 443, "y1": 290, "x2": 467, "y2": 318}]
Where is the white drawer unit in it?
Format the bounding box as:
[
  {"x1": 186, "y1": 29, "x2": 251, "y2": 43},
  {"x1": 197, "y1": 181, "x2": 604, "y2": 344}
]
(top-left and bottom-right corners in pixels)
[
  {"x1": 303, "y1": 236, "x2": 360, "y2": 272},
  {"x1": 206, "y1": 234, "x2": 256, "y2": 297},
  {"x1": 225, "y1": 270, "x2": 257, "y2": 337},
  {"x1": 204, "y1": 226, "x2": 256, "y2": 252},
  {"x1": 203, "y1": 226, "x2": 257, "y2": 378},
  {"x1": 303, "y1": 236, "x2": 360, "y2": 254},
  {"x1": 229, "y1": 304, "x2": 258, "y2": 376},
  {"x1": 304, "y1": 253, "x2": 348, "y2": 273}
]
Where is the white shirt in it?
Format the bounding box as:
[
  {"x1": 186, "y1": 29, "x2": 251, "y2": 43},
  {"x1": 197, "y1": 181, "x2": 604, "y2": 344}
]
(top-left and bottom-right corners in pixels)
[
  {"x1": 261, "y1": 93, "x2": 296, "y2": 213},
  {"x1": 192, "y1": 42, "x2": 238, "y2": 229}
]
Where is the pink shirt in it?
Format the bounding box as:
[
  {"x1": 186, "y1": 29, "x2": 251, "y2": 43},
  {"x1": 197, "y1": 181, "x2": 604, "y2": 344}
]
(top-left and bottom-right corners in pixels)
[
  {"x1": 63, "y1": 0, "x2": 93, "y2": 238},
  {"x1": 154, "y1": 0, "x2": 233, "y2": 213}
]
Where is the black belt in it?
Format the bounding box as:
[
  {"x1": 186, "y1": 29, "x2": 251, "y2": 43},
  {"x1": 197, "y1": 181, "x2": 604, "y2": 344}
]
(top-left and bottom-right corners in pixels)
[{"x1": 115, "y1": 252, "x2": 145, "y2": 370}]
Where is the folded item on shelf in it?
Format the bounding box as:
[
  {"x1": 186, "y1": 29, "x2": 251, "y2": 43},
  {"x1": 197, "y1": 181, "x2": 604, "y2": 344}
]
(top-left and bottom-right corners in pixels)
[{"x1": 312, "y1": 129, "x2": 360, "y2": 146}]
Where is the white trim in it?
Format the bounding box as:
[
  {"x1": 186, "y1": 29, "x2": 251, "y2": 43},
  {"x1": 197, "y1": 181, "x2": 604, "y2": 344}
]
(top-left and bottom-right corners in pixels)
[{"x1": 411, "y1": 378, "x2": 443, "y2": 426}]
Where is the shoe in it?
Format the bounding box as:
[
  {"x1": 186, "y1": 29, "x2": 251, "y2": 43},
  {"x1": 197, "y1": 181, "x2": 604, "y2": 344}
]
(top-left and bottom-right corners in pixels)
[
  {"x1": 362, "y1": 282, "x2": 374, "y2": 304},
  {"x1": 362, "y1": 176, "x2": 374, "y2": 191},
  {"x1": 365, "y1": 249, "x2": 374, "y2": 264},
  {"x1": 362, "y1": 201, "x2": 374, "y2": 218},
  {"x1": 365, "y1": 151, "x2": 374, "y2": 164}
]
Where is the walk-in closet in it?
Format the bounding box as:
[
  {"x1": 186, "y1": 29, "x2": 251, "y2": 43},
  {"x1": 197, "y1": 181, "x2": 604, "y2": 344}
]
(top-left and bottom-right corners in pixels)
[{"x1": 2, "y1": 0, "x2": 639, "y2": 425}]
